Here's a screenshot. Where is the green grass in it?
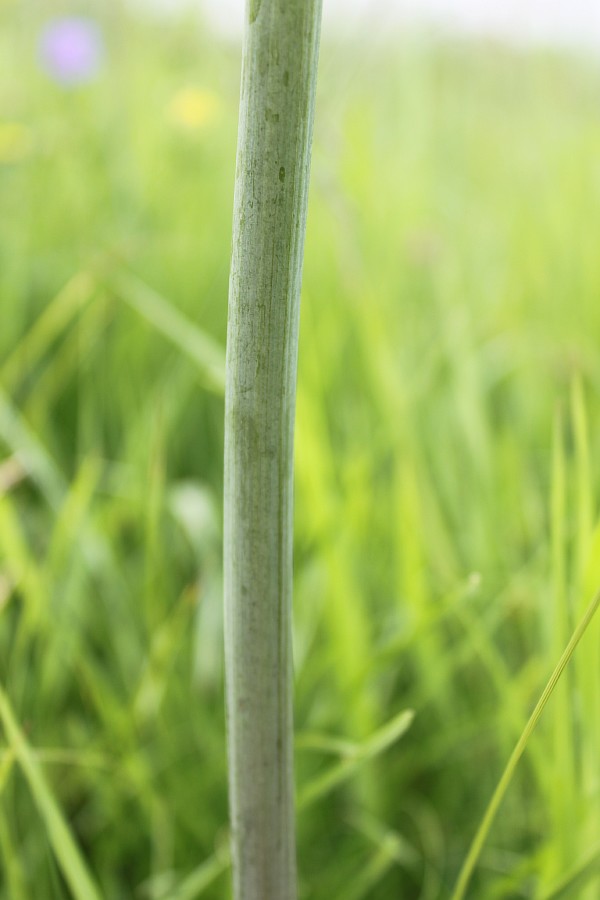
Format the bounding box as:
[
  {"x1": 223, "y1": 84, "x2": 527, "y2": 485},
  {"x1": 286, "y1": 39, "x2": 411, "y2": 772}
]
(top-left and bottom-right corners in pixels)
[{"x1": 1, "y1": 3, "x2": 600, "y2": 897}]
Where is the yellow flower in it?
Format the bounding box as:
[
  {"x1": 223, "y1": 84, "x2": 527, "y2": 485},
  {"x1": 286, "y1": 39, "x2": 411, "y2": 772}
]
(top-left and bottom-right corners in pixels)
[
  {"x1": 0, "y1": 122, "x2": 32, "y2": 164},
  {"x1": 168, "y1": 87, "x2": 220, "y2": 131}
]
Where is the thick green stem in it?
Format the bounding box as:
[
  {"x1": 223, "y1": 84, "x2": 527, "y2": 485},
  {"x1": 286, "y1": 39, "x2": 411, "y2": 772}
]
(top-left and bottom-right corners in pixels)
[{"x1": 223, "y1": 2, "x2": 322, "y2": 899}]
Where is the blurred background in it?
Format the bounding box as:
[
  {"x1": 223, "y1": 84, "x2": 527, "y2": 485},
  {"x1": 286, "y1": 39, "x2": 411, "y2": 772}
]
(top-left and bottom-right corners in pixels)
[
  {"x1": 148, "y1": 0, "x2": 600, "y2": 46},
  {"x1": 2, "y1": 0, "x2": 600, "y2": 897}
]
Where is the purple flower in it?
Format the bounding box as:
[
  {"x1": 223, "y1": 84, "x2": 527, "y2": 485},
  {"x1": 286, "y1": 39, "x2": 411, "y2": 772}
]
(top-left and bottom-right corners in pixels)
[{"x1": 39, "y1": 18, "x2": 104, "y2": 87}]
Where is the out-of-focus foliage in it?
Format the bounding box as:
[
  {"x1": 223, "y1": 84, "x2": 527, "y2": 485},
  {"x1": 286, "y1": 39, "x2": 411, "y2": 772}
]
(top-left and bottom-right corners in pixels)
[{"x1": 1, "y1": 2, "x2": 600, "y2": 898}]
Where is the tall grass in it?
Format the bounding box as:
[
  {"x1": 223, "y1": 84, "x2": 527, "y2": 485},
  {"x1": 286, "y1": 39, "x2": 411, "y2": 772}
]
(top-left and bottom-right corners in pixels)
[{"x1": 1, "y1": 5, "x2": 600, "y2": 898}]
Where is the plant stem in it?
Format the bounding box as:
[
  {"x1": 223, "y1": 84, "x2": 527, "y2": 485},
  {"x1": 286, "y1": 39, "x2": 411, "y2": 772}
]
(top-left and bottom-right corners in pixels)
[{"x1": 223, "y1": 2, "x2": 323, "y2": 899}]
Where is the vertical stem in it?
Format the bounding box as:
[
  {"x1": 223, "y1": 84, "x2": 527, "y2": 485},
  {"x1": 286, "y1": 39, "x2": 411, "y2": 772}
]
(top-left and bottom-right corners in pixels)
[{"x1": 223, "y1": 2, "x2": 322, "y2": 900}]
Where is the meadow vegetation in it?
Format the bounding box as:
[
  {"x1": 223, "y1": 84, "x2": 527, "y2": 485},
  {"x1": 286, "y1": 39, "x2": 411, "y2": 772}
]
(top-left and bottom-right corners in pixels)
[{"x1": 1, "y1": 5, "x2": 600, "y2": 898}]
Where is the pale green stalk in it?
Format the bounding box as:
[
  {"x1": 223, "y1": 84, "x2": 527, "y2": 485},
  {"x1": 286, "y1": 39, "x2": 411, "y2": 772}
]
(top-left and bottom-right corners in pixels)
[{"x1": 223, "y1": 2, "x2": 322, "y2": 899}]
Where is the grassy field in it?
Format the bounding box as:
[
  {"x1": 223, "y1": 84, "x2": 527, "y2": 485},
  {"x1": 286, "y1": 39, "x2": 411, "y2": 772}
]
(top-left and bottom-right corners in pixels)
[{"x1": 2, "y1": 4, "x2": 600, "y2": 898}]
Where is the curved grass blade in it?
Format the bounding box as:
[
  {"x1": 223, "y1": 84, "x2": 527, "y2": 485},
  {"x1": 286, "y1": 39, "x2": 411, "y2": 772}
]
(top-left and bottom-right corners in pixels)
[
  {"x1": 0, "y1": 271, "x2": 95, "y2": 391},
  {"x1": 298, "y1": 709, "x2": 414, "y2": 810},
  {"x1": 0, "y1": 390, "x2": 66, "y2": 510},
  {"x1": 0, "y1": 808, "x2": 27, "y2": 900},
  {"x1": 541, "y1": 841, "x2": 600, "y2": 900},
  {"x1": 161, "y1": 845, "x2": 231, "y2": 900},
  {"x1": 449, "y1": 586, "x2": 600, "y2": 900},
  {"x1": 0, "y1": 685, "x2": 102, "y2": 900},
  {"x1": 110, "y1": 270, "x2": 225, "y2": 394}
]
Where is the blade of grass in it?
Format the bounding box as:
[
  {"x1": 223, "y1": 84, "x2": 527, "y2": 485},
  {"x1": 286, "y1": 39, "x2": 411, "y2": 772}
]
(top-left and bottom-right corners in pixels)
[
  {"x1": 570, "y1": 376, "x2": 600, "y2": 900},
  {"x1": 572, "y1": 377, "x2": 593, "y2": 582},
  {"x1": 0, "y1": 389, "x2": 66, "y2": 510},
  {"x1": 298, "y1": 709, "x2": 414, "y2": 810},
  {"x1": 162, "y1": 845, "x2": 231, "y2": 900},
  {"x1": 449, "y1": 586, "x2": 600, "y2": 900},
  {"x1": 0, "y1": 271, "x2": 95, "y2": 392},
  {"x1": 541, "y1": 841, "x2": 600, "y2": 900},
  {"x1": 339, "y1": 842, "x2": 407, "y2": 900},
  {"x1": 549, "y1": 411, "x2": 574, "y2": 794},
  {"x1": 110, "y1": 270, "x2": 226, "y2": 394},
  {"x1": 24, "y1": 293, "x2": 113, "y2": 429},
  {"x1": 0, "y1": 684, "x2": 102, "y2": 900},
  {"x1": 0, "y1": 492, "x2": 47, "y2": 626},
  {"x1": 0, "y1": 807, "x2": 27, "y2": 900},
  {"x1": 331, "y1": 812, "x2": 418, "y2": 900},
  {"x1": 0, "y1": 748, "x2": 110, "y2": 770}
]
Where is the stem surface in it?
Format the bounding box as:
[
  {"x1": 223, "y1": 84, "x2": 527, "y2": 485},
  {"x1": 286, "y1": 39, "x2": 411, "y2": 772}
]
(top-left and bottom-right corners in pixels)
[{"x1": 223, "y1": 2, "x2": 322, "y2": 898}]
